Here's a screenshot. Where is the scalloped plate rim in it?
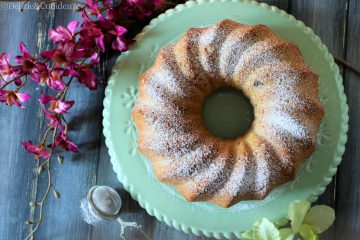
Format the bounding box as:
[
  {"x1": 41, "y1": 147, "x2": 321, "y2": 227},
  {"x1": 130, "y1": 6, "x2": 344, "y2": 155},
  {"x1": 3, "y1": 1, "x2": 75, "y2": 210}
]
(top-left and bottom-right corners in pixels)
[{"x1": 102, "y1": 0, "x2": 349, "y2": 238}]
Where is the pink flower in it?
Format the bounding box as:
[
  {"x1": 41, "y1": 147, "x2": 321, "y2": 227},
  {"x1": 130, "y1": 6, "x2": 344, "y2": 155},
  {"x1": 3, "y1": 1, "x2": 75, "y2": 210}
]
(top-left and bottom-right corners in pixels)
[
  {"x1": 119, "y1": 0, "x2": 164, "y2": 22},
  {"x1": 44, "y1": 107, "x2": 64, "y2": 130},
  {"x1": 89, "y1": 52, "x2": 100, "y2": 66},
  {"x1": 49, "y1": 21, "x2": 79, "y2": 45},
  {"x1": 111, "y1": 26, "x2": 128, "y2": 51},
  {"x1": 79, "y1": 15, "x2": 105, "y2": 52},
  {"x1": 124, "y1": 0, "x2": 152, "y2": 20},
  {"x1": 22, "y1": 141, "x2": 51, "y2": 159},
  {"x1": 79, "y1": 13, "x2": 129, "y2": 52},
  {"x1": 41, "y1": 42, "x2": 85, "y2": 66},
  {"x1": 0, "y1": 89, "x2": 30, "y2": 108},
  {"x1": 15, "y1": 43, "x2": 42, "y2": 75},
  {"x1": 0, "y1": 52, "x2": 21, "y2": 81},
  {"x1": 39, "y1": 92, "x2": 74, "y2": 114},
  {"x1": 98, "y1": 17, "x2": 129, "y2": 52},
  {"x1": 0, "y1": 52, "x2": 12, "y2": 76},
  {"x1": 69, "y1": 66, "x2": 97, "y2": 90},
  {"x1": 54, "y1": 132, "x2": 78, "y2": 152},
  {"x1": 85, "y1": 0, "x2": 102, "y2": 15},
  {"x1": 33, "y1": 67, "x2": 67, "y2": 91}
]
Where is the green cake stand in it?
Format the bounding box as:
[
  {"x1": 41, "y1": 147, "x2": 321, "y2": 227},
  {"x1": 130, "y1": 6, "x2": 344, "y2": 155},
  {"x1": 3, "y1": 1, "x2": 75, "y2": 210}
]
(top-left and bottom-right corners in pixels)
[{"x1": 103, "y1": 0, "x2": 348, "y2": 238}]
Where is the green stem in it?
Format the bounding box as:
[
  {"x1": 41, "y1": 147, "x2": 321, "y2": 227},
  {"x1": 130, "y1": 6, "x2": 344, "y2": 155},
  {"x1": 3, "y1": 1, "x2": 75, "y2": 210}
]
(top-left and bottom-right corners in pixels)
[
  {"x1": 0, "y1": 78, "x2": 18, "y2": 90},
  {"x1": 25, "y1": 125, "x2": 58, "y2": 240},
  {"x1": 39, "y1": 126, "x2": 53, "y2": 145}
]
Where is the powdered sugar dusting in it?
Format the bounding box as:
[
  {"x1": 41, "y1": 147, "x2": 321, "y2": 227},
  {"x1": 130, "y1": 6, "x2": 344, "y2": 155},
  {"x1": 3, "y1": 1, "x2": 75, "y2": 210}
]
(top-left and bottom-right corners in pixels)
[
  {"x1": 219, "y1": 24, "x2": 276, "y2": 79},
  {"x1": 168, "y1": 145, "x2": 215, "y2": 179},
  {"x1": 153, "y1": 68, "x2": 183, "y2": 95},
  {"x1": 265, "y1": 112, "x2": 309, "y2": 140},
  {"x1": 199, "y1": 28, "x2": 217, "y2": 72},
  {"x1": 222, "y1": 160, "x2": 246, "y2": 197},
  {"x1": 134, "y1": 20, "x2": 323, "y2": 207},
  {"x1": 221, "y1": 144, "x2": 271, "y2": 197},
  {"x1": 254, "y1": 148, "x2": 271, "y2": 194},
  {"x1": 190, "y1": 156, "x2": 228, "y2": 196}
]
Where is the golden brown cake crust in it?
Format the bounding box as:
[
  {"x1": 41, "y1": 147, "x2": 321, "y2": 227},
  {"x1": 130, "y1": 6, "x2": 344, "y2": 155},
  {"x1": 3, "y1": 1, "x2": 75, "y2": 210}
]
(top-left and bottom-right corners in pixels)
[{"x1": 132, "y1": 19, "x2": 324, "y2": 208}]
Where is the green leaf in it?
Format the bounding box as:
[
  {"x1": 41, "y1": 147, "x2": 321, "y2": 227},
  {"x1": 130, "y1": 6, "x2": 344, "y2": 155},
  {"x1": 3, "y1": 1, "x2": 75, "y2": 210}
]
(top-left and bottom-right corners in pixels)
[
  {"x1": 242, "y1": 230, "x2": 254, "y2": 240},
  {"x1": 303, "y1": 205, "x2": 335, "y2": 234},
  {"x1": 288, "y1": 200, "x2": 311, "y2": 233},
  {"x1": 253, "y1": 218, "x2": 280, "y2": 240},
  {"x1": 299, "y1": 224, "x2": 318, "y2": 240},
  {"x1": 279, "y1": 228, "x2": 295, "y2": 240}
]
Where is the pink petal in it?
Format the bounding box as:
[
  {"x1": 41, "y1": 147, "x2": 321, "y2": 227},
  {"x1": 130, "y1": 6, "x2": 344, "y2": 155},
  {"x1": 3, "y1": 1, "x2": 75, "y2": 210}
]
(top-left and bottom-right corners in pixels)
[
  {"x1": 85, "y1": 0, "x2": 95, "y2": 6},
  {"x1": 82, "y1": 68, "x2": 97, "y2": 90},
  {"x1": 89, "y1": 52, "x2": 100, "y2": 65},
  {"x1": 112, "y1": 37, "x2": 128, "y2": 52},
  {"x1": 30, "y1": 70, "x2": 41, "y2": 83},
  {"x1": 68, "y1": 141, "x2": 78, "y2": 152},
  {"x1": 22, "y1": 141, "x2": 38, "y2": 154},
  {"x1": 62, "y1": 43, "x2": 75, "y2": 57},
  {"x1": 95, "y1": 35, "x2": 105, "y2": 52},
  {"x1": 41, "y1": 50, "x2": 56, "y2": 59},
  {"x1": 38, "y1": 92, "x2": 54, "y2": 104},
  {"x1": 19, "y1": 42, "x2": 29, "y2": 55},
  {"x1": 55, "y1": 132, "x2": 78, "y2": 152},
  {"x1": 49, "y1": 29, "x2": 62, "y2": 43},
  {"x1": 0, "y1": 90, "x2": 8, "y2": 102},
  {"x1": 22, "y1": 141, "x2": 51, "y2": 159},
  {"x1": 16, "y1": 92, "x2": 30, "y2": 102},
  {"x1": 55, "y1": 100, "x2": 74, "y2": 114},
  {"x1": 67, "y1": 21, "x2": 79, "y2": 34},
  {"x1": 14, "y1": 57, "x2": 21, "y2": 64},
  {"x1": 72, "y1": 67, "x2": 97, "y2": 90},
  {"x1": 14, "y1": 100, "x2": 24, "y2": 108},
  {"x1": 115, "y1": 26, "x2": 127, "y2": 36}
]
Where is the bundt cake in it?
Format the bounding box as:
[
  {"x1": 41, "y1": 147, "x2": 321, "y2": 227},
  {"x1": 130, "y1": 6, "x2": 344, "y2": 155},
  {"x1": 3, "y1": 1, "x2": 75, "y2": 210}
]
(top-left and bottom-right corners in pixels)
[{"x1": 132, "y1": 19, "x2": 324, "y2": 208}]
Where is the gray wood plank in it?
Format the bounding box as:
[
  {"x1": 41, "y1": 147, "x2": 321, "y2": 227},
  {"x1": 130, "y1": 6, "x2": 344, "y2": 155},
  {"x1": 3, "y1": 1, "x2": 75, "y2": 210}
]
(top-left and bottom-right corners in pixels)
[
  {"x1": 0, "y1": 8, "x2": 57, "y2": 240},
  {"x1": 334, "y1": 0, "x2": 360, "y2": 238}
]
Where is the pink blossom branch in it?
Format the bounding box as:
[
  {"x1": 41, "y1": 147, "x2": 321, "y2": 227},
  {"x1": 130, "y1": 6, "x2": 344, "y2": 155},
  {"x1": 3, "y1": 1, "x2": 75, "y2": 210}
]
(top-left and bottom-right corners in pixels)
[{"x1": 0, "y1": 0, "x2": 170, "y2": 238}]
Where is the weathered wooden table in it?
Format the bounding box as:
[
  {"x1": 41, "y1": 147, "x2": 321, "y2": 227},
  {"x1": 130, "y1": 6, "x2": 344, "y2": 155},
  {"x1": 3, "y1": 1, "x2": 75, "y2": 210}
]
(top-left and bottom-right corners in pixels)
[{"x1": 0, "y1": 0, "x2": 358, "y2": 239}]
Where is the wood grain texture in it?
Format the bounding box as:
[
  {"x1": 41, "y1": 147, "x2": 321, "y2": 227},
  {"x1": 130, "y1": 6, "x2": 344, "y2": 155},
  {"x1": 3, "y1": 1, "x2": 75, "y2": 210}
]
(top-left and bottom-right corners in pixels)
[
  {"x1": 0, "y1": 8, "x2": 57, "y2": 240},
  {"x1": 334, "y1": 0, "x2": 360, "y2": 238},
  {"x1": 0, "y1": 0, "x2": 358, "y2": 239}
]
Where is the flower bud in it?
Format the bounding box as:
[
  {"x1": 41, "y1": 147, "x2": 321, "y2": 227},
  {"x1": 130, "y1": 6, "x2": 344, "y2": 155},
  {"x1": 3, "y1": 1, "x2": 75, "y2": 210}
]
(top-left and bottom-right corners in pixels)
[
  {"x1": 53, "y1": 189, "x2": 61, "y2": 199},
  {"x1": 57, "y1": 155, "x2": 64, "y2": 164},
  {"x1": 37, "y1": 165, "x2": 45, "y2": 175}
]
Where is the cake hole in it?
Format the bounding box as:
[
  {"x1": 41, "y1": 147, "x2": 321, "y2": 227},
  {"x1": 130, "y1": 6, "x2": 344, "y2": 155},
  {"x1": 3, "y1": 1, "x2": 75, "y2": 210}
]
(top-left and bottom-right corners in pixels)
[{"x1": 202, "y1": 88, "x2": 254, "y2": 139}]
